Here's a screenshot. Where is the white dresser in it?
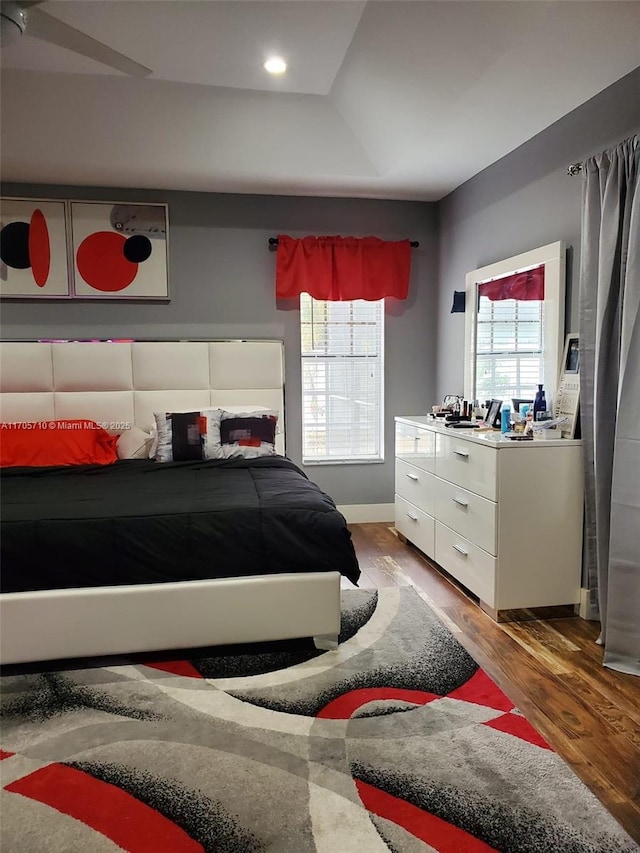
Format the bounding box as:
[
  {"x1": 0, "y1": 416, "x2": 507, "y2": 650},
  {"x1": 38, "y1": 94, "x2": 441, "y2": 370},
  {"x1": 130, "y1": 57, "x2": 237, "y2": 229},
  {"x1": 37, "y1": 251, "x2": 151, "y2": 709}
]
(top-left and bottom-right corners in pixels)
[{"x1": 395, "y1": 416, "x2": 583, "y2": 619}]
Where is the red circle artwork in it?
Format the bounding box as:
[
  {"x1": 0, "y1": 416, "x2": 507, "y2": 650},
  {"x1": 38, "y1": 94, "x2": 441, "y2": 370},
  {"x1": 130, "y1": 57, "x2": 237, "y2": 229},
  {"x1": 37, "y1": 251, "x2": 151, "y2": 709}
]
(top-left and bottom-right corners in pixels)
[{"x1": 76, "y1": 231, "x2": 138, "y2": 292}]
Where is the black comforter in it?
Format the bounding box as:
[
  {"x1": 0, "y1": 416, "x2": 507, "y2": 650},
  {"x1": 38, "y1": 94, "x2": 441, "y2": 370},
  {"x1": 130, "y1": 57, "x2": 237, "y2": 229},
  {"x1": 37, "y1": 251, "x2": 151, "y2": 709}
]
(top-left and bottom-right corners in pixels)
[{"x1": 0, "y1": 457, "x2": 360, "y2": 593}]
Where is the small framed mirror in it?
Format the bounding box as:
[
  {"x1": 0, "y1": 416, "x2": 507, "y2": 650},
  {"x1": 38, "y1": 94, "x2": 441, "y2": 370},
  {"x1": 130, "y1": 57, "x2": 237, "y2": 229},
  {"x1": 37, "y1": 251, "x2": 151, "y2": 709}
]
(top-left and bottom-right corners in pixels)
[
  {"x1": 485, "y1": 398, "x2": 503, "y2": 428},
  {"x1": 463, "y1": 241, "x2": 566, "y2": 410}
]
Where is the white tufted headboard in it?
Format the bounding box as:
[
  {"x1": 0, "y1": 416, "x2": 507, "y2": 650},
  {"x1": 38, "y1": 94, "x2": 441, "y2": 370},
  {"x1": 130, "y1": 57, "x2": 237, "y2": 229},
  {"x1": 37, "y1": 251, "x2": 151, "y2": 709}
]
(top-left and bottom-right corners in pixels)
[{"x1": 0, "y1": 340, "x2": 285, "y2": 454}]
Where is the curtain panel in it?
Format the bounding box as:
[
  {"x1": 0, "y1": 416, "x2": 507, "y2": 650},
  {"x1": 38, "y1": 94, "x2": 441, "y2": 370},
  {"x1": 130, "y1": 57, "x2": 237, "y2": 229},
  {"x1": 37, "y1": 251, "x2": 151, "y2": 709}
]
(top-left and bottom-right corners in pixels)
[
  {"x1": 275, "y1": 235, "x2": 411, "y2": 301},
  {"x1": 579, "y1": 132, "x2": 639, "y2": 676},
  {"x1": 478, "y1": 264, "x2": 545, "y2": 301}
]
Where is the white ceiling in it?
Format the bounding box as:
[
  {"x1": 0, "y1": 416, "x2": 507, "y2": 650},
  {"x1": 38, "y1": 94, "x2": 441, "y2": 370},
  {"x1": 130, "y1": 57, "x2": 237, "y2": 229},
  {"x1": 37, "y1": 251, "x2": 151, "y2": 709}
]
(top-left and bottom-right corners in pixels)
[{"x1": 1, "y1": 0, "x2": 639, "y2": 201}]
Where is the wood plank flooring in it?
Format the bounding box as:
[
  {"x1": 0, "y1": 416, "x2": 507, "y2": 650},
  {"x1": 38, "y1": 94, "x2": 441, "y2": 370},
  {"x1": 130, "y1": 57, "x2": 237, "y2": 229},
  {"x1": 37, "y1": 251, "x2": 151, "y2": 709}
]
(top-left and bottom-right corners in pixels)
[{"x1": 344, "y1": 522, "x2": 640, "y2": 844}]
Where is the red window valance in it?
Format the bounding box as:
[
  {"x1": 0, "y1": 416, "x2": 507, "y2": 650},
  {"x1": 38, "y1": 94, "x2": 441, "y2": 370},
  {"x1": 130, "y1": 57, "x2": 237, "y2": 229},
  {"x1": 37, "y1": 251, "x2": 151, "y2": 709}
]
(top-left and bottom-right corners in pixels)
[
  {"x1": 275, "y1": 235, "x2": 411, "y2": 301},
  {"x1": 478, "y1": 264, "x2": 545, "y2": 301}
]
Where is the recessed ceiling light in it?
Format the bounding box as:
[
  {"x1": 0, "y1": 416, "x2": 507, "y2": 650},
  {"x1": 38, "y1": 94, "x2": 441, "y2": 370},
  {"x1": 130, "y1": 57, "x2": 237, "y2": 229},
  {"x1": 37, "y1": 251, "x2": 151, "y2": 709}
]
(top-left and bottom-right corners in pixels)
[{"x1": 264, "y1": 57, "x2": 287, "y2": 75}]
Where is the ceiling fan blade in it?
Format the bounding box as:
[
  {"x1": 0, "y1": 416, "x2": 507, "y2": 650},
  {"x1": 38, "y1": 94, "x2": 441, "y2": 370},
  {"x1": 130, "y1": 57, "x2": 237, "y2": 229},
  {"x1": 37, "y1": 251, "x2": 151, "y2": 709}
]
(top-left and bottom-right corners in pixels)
[{"x1": 26, "y1": 6, "x2": 152, "y2": 77}]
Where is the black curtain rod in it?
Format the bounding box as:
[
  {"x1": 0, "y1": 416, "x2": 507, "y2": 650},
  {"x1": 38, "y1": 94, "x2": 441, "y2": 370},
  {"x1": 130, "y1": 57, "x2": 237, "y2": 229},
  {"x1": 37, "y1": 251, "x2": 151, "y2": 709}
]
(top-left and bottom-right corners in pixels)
[{"x1": 268, "y1": 237, "x2": 419, "y2": 249}]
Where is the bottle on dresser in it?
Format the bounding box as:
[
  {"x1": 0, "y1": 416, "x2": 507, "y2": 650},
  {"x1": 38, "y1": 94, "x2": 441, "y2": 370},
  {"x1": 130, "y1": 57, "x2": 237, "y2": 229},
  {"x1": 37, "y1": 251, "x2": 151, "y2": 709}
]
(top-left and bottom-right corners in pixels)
[
  {"x1": 533, "y1": 384, "x2": 547, "y2": 421},
  {"x1": 501, "y1": 403, "x2": 511, "y2": 433}
]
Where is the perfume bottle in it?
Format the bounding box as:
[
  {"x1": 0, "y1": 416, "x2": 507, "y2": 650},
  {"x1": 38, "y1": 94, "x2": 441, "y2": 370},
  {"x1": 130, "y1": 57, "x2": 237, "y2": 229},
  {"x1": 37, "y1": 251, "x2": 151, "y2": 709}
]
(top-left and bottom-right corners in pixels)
[{"x1": 533, "y1": 384, "x2": 547, "y2": 421}]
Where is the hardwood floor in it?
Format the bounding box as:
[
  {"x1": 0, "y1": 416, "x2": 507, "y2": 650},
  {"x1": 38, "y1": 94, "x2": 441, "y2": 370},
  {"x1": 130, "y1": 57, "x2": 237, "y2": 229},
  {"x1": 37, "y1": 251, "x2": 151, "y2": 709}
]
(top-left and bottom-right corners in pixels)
[{"x1": 344, "y1": 522, "x2": 640, "y2": 844}]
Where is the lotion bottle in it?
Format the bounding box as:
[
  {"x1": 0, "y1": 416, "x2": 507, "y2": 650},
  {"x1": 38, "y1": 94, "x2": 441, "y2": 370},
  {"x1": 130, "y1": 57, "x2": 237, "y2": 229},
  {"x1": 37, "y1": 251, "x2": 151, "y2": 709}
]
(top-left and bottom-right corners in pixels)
[
  {"x1": 501, "y1": 404, "x2": 511, "y2": 433},
  {"x1": 533, "y1": 384, "x2": 547, "y2": 421}
]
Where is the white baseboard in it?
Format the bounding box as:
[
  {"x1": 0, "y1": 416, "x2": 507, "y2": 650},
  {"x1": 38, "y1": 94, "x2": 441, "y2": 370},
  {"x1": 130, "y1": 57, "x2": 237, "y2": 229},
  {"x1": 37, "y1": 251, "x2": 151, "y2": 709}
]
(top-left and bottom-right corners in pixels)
[{"x1": 338, "y1": 503, "x2": 395, "y2": 524}]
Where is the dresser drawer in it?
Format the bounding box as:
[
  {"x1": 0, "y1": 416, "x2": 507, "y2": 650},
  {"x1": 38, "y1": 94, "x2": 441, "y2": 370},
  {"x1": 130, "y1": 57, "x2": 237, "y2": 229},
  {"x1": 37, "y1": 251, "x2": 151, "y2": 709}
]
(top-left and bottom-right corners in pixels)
[
  {"x1": 395, "y1": 459, "x2": 437, "y2": 515},
  {"x1": 395, "y1": 422, "x2": 435, "y2": 473},
  {"x1": 395, "y1": 495, "x2": 435, "y2": 559},
  {"x1": 435, "y1": 479, "x2": 497, "y2": 556},
  {"x1": 435, "y1": 434, "x2": 497, "y2": 500},
  {"x1": 435, "y1": 522, "x2": 496, "y2": 606}
]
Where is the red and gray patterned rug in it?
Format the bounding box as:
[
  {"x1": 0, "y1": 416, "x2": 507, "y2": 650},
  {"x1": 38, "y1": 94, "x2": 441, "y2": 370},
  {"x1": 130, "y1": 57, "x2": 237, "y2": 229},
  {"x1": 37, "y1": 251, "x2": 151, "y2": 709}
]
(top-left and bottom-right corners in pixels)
[{"x1": 1, "y1": 587, "x2": 638, "y2": 852}]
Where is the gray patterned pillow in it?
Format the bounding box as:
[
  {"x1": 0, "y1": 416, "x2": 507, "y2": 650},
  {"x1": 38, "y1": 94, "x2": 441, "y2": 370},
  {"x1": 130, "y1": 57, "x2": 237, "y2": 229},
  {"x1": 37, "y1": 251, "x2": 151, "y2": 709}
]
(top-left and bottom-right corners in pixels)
[
  {"x1": 153, "y1": 407, "x2": 278, "y2": 461},
  {"x1": 206, "y1": 409, "x2": 279, "y2": 459},
  {"x1": 153, "y1": 409, "x2": 224, "y2": 461}
]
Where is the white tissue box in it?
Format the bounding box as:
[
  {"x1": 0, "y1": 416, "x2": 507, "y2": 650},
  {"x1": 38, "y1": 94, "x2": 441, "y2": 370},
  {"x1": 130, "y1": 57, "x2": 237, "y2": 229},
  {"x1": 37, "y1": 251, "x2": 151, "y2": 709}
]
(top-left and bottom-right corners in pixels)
[{"x1": 532, "y1": 426, "x2": 560, "y2": 441}]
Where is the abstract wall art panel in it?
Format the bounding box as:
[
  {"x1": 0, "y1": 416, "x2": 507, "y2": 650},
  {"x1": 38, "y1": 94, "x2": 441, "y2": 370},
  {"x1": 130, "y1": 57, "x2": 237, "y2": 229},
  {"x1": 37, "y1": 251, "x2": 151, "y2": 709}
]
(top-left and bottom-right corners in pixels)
[
  {"x1": 0, "y1": 199, "x2": 71, "y2": 298},
  {"x1": 70, "y1": 202, "x2": 169, "y2": 300}
]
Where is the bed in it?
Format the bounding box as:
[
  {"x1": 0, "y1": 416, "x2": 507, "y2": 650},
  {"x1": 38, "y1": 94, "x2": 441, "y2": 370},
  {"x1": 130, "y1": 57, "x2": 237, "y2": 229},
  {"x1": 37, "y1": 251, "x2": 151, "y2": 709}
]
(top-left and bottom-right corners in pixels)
[{"x1": 0, "y1": 340, "x2": 360, "y2": 665}]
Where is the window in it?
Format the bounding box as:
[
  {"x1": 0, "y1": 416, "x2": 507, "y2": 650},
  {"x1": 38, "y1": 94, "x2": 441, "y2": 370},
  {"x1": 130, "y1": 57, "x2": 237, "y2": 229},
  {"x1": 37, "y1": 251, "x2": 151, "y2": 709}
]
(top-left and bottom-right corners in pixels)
[
  {"x1": 300, "y1": 295, "x2": 384, "y2": 463},
  {"x1": 464, "y1": 242, "x2": 565, "y2": 407},
  {"x1": 475, "y1": 296, "x2": 544, "y2": 402}
]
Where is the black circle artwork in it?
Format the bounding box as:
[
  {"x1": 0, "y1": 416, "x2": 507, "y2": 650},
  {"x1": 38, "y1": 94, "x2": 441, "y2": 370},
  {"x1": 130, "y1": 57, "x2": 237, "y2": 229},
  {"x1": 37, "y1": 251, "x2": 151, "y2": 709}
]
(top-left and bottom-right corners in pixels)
[
  {"x1": 123, "y1": 235, "x2": 152, "y2": 263},
  {"x1": 0, "y1": 221, "x2": 31, "y2": 269}
]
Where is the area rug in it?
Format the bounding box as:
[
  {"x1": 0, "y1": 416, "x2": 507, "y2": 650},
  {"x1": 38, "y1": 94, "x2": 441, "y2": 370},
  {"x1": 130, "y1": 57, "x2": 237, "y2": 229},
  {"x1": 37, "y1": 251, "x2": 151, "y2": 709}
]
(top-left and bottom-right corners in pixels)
[{"x1": 1, "y1": 587, "x2": 637, "y2": 853}]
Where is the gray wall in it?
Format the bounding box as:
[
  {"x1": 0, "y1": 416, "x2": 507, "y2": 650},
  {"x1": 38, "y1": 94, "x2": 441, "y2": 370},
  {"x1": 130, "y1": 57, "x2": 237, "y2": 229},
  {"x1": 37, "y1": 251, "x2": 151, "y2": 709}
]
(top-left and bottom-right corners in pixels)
[
  {"x1": 0, "y1": 186, "x2": 438, "y2": 504},
  {"x1": 436, "y1": 66, "x2": 640, "y2": 400}
]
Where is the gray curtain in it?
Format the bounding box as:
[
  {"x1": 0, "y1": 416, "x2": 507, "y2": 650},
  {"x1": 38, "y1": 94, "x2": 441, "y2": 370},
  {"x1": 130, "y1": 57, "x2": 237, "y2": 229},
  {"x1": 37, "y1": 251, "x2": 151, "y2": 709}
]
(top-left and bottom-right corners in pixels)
[{"x1": 579, "y1": 133, "x2": 640, "y2": 676}]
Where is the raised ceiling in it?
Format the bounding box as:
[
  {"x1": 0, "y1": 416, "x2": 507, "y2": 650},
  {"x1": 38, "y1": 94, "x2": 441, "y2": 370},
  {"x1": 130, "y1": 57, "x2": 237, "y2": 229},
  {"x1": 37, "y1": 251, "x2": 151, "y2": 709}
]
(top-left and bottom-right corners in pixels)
[{"x1": 2, "y1": 0, "x2": 639, "y2": 200}]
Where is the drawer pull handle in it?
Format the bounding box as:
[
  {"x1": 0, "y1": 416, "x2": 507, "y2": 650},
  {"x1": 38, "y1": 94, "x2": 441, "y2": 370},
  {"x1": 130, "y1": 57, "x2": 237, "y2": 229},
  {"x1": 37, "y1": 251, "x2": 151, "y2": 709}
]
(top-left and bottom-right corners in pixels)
[
  {"x1": 406, "y1": 472, "x2": 419, "y2": 481},
  {"x1": 452, "y1": 544, "x2": 468, "y2": 557},
  {"x1": 453, "y1": 449, "x2": 469, "y2": 459},
  {"x1": 452, "y1": 497, "x2": 469, "y2": 508},
  {"x1": 406, "y1": 513, "x2": 418, "y2": 521}
]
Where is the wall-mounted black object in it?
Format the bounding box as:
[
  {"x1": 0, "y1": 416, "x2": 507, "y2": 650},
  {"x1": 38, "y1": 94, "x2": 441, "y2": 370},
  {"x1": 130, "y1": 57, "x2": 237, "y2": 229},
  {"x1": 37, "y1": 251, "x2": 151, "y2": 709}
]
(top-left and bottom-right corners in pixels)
[{"x1": 451, "y1": 291, "x2": 466, "y2": 313}]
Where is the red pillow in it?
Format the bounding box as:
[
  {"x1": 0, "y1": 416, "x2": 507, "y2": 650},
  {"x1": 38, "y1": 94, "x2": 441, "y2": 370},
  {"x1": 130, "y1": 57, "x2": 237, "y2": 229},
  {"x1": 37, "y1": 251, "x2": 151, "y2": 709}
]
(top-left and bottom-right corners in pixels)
[{"x1": 0, "y1": 420, "x2": 119, "y2": 468}]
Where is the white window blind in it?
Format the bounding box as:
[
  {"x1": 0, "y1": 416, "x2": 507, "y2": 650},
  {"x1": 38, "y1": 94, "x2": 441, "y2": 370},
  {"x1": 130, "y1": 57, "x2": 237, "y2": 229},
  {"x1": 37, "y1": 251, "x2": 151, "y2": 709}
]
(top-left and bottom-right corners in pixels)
[
  {"x1": 475, "y1": 296, "x2": 543, "y2": 403},
  {"x1": 300, "y1": 295, "x2": 384, "y2": 464}
]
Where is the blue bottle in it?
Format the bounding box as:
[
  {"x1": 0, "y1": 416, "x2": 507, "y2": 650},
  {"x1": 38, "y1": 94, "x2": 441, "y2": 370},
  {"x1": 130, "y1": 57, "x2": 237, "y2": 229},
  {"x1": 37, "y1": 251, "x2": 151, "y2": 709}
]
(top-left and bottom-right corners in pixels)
[
  {"x1": 501, "y1": 403, "x2": 511, "y2": 433},
  {"x1": 533, "y1": 384, "x2": 547, "y2": 421}
]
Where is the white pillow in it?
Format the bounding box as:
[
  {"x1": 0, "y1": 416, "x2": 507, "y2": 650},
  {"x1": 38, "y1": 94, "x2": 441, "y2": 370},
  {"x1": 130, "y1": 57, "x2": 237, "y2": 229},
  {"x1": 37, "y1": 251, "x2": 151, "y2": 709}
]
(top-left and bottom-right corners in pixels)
[{"x1": 116, "y1": 426, "x2": 153, "y2": 460}]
